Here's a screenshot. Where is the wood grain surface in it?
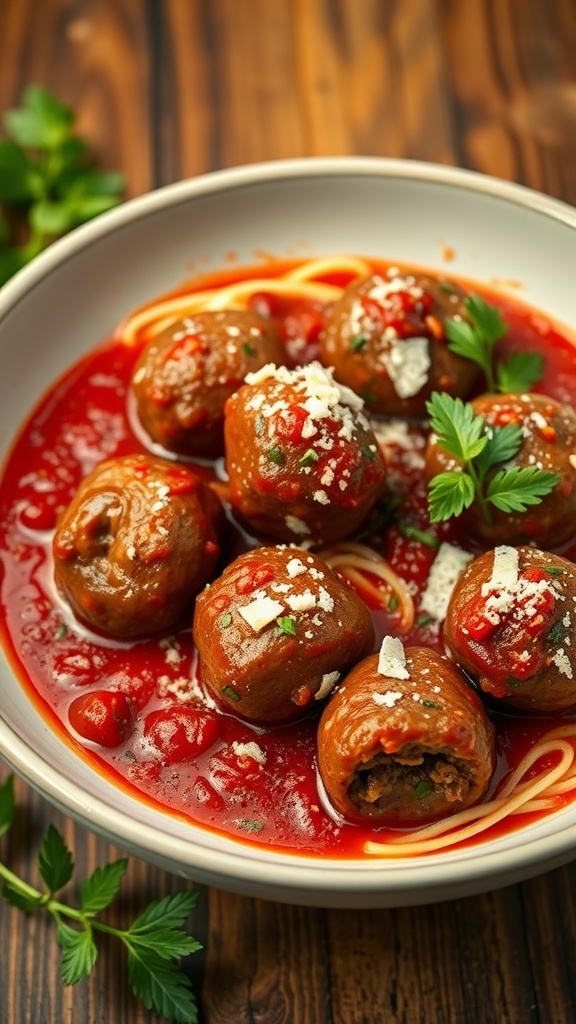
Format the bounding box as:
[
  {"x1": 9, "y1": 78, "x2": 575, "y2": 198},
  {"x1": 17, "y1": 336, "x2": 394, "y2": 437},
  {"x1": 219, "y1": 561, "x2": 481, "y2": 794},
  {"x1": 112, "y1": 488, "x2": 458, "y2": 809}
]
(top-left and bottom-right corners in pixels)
[{"x1": 2, "y1": 1, "x2": 576, "y2": 1022}]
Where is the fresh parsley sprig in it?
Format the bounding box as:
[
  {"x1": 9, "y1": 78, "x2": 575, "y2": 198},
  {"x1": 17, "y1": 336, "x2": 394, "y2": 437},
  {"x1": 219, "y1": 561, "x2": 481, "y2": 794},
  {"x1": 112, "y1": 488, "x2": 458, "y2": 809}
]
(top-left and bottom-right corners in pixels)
[
  {"x1": 0, "y1": 85, "x2": 124, "y2": 286},
  {"x1": 0, "y1": 775, "x2": 200, "y2": 1023},
  {"x1": 445, "y1": 292, "x2": 545, "y2": 393},
  {"x1": 426, "y1": 391, "x2": 559, "y2": 524}
]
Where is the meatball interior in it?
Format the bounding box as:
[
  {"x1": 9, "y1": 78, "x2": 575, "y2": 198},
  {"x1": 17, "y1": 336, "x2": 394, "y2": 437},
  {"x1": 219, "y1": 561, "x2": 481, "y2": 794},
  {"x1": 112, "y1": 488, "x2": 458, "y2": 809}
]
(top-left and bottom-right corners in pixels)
[
  {"x1": 131, "y1": 309, "x2": 284, "y2": 457},
  {"x1": 425, "y1": 392, "x2": 576, "y2": 548},
  {"x1": 444, "y1": 545, "x2": 576, "y2": 712},
  {"x1": 53, "y1": 454, "x2": 223, "y2": 637},
  {"x1": 224, "y1": 361, "x2": 387, "y2": 544},
  {"x1": 320, "y1": 269, "x2": 479, "y2": 417},
  {"x1": 317, "y1": 642, "x2": 495, "y2": 825},
  {"x1": 193, "y1": 545, "x2": 375, "y2": 724}
]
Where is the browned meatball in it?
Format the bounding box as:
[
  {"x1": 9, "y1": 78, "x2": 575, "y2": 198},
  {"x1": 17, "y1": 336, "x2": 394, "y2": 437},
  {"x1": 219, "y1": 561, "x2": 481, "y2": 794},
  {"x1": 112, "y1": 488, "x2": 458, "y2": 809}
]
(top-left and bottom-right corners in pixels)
[
  {"x1": 425, "y1": 392, "x2": 576, "y2": 547},
  {"x1": 53, "y1": 454, "x2": 223, "y2": 637},
  {"x1": 224, "y1": 361, "x2": 387, "y2": 544},
  {"x1": 193, "y1": 545, "x2": 375, "y2": 724},
  {"x1": 317, "y1": 640, "x2": 495, "y2": 825},
  {"x1": 319, "y1": 269, "x2": 479, "y2": 417},
  {"x1": 444, "y1": 545, "x2": 576, "y2": 712},
  {"x1": 131, "y1": 310, "x2": 284, "y2": 457}
]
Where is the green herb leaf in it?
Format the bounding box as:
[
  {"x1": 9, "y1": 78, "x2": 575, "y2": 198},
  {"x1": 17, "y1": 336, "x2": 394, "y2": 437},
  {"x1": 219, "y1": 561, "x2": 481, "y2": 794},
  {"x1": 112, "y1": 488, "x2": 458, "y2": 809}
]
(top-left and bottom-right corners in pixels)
[
  {"x1": 220, "y1": 611, "x2": 232, "y2": 628},
  {"x1": 267, "y1": 446, "x2": 284, "y2": 465},
  {"x1": 496, "y1": 350, "x2": 545, "y2": 393},
  {"x1": 415, "y1": 781, "x2": 433, "y2": 799},
  {"x1": 59, "y1": 924, "x2": 98, "y2": 986},
  {"x1": 0, "y1": 139, "x2": 36, "y2": 203},
  {"x1": 38, "y1": 825, "x2": 74, "y2": 894},
  {"x1": 236, "y1": 819, "x2": 264, "y2": 833},
  {"x1": 474, "y1": 422, "x2": 523, "y2": 475},
  {"x1": 299, "y1": 448, "x2": 319, "y2": 467},
  {"x1": 222, "y1": 684, "x2": 241, "y2": 701},
  {"x1": 0, "y1": 775, "x2": 15, "y2": 836},
  {"x1": 446, "y1": 292, "x2": 544, "y2": 394},
  {"x1": 427, "y1": 470, "x2": 475, "y2": 522},
  {"x1": 548, "y1": 621, "x2": 565, "y2": 645},
  {"x1": 426, "y1": 392, "x2": 487, "y2": 463},
  {"x1": 486, "y1": 466, "x2": 559, "y2": 513},
  {"x1": 80, "y1": 859, "x2": 128, "y2": 916},
  {"x1": 544, "y1": 565, "x2": 565, "y2": 577},
  {"x1": 1, "y1": 880, "x2": 43, "y2": 912},
  {"x1": 350, "y1": 333, "x2": 367, "y2": 351},
  {"x1": 399, "y1": 524, "x2": 439, "y2": 548},
  {"x1": 255, "y1": 413, "x2": 265, "y2": 436},
  {"x1": 426, "y1": 392, "x2": 559, "y2": 525},
  {"x1": 127, "y1": 948, "x2": 198, "y2": 1024},
  {"x1": 276, "y1": 615, "x2": 297, "y2": 636},
  {"x1": 243, "y1": 342, "x2": 257, "y2": 357},
  {"x1": 4, "y1": 85, "x2": 74, "y2": 149},
  {"x1": 128, "y1": 890, "x2": 200, "y2": 936}
]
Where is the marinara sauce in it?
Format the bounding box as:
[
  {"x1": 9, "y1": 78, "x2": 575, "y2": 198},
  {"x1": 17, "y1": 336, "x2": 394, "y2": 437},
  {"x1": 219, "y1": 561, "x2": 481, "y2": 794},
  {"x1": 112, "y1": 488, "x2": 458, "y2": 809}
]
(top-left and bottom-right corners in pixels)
[{"x1": 1, "y1": 258, "x2": 576, "y2": 858}]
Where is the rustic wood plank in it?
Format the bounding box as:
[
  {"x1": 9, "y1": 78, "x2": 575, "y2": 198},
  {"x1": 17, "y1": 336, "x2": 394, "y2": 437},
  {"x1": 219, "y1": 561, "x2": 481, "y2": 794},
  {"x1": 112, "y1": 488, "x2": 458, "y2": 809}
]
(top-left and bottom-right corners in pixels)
[
  {"x1": 0, "y1": 0, "x2": 153, "y2": 197},
  {"x1": 440, "y1": 0, "x2": 576, "y2": 202},
  {"x1": 293, "y1": 0, "x2": 455, "y2": 162}
]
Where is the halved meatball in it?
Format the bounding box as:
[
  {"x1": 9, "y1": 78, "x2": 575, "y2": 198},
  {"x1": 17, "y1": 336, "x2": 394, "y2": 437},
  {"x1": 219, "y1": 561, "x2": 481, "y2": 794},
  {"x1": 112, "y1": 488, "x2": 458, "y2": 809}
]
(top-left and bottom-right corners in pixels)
[
  {"x1": 317, "y1": 640, "x2": 495, "y2": 825},
  {"x1": 319, "y1": 269, "x2": 479, "y2": 417},
  {"x1": 193, "y1": 544, "x2": 375, "y2": 724},
  {"x1": 224, "y1": 361, "x2": 387, "y2": 544},
  {"x1": 53, "y1": 454, "x2": 223, "y2": 637},
  {"x1": 444, "y1": 544, "x2": 576, "y2": 712},
  {"x1": 131, "y1": 310, "x2": 284, "y2": 457},
  {"x1": 425, "y1": 392, "x2": 576, "y2": 548}
]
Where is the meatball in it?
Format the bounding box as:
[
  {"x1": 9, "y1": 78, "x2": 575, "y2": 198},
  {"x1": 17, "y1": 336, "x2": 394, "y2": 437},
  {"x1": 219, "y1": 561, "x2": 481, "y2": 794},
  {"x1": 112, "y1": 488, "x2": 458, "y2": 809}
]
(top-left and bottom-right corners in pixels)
[
  {"x1": 53, "y1": 454, "x2": 223, "y2": 637},
  {"x1": 425, "y1": 392, "x2": 576, "y2": 547},
  {"x1": 224, "y1": 361, "x2": 387, "y2": 544},
  {"x1": 319, "y1": 269, "x2": 479, "y2": 417},
  {"x1": 444, "y1": 544, "x2": 576, "y2": 712},
  {"x1": 193, "y1": 545, "x2": 375, "y2": 724},
  {"x1": 317, "y1": 638, "x2": 495, "y2": 825},
  {"x1": 131, "y1": 310, "x2": 284, "y2": 457}
]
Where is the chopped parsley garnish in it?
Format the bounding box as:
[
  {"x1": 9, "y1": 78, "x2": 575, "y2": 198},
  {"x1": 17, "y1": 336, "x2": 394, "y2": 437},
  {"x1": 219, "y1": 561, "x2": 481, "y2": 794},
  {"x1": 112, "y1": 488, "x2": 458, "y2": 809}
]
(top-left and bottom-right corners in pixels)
[
  {"x1": 387, "y1": 593, "x2": 399, "y2": 612},
  {"x1": 255, "y1": 413, "x2": 265, "y2": 436},
  {"x1": 267, "y1": 446, "x2": 285, "y2": 465},
  {"x1": 54, "y1": 623, "x2": 68, "y2": 640},
  {"x1": 415, "y1": 613, "x2": 434, "y2": 628},
  {"x1": 545, "y1": 566, "x2": 565, "y2": 577},
  {"x1": 276, "y1": 616, "x2": 297, "y2": 636},
  {"x1": 222, "y1": 685, "x2": 241, "y2": 702},
  {"x1": 415, "y1": 781, "x2": 433, "y2": 800},
  {"x1": 506, "y1": 676, "x2": 525, "y2": 688},
  {"x1": 362, "y1": 446, "x2": 376, "y2": 460},
  {"x1": 236, "y1": 819, "x2": 264, "y2": 833},
  {"x1": 421, "y1": 699, "x2": 443, "y2": 710},
  {"x1": 299, "y1": 449, "x2": 319, "y2": 467},
  {"x1": 350, "y1": 333, "x2": 367, "y2": 352},
  {"x1": 400, "y1": 524, "x2": 439, "y2": 549},
  {"x1": 547, "y1": 621, "x2": 565, "y2": 645},
  {"x1": 445, "y1": 293, "x2": 544, "y2": 393},
  {"x1": 426, "y1": 392, "x2": 559, "y2": 524},
  {"x1": 243, "y1": 342, "x2": 257, "y2": 357},
  {"x1": 220, "y1": 612, "x2": 232, "y2": 628}
]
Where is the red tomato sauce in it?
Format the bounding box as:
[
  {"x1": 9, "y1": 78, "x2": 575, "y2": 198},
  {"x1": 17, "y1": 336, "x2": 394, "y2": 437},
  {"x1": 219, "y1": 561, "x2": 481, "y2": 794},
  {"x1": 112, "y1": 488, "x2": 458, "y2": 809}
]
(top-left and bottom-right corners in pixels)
[{"x1": 1, "y1": 258, "x2": 576, "y2": 858}]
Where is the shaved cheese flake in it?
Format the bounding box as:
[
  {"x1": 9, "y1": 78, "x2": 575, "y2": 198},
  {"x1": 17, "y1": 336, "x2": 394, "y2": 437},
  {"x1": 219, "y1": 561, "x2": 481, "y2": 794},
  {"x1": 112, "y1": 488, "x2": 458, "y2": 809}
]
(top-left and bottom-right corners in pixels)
[
  {"x1": 315, "y1": 671, "x2": 340, "y2": 701},
  {"x1": 420, "y1": 542, "x2": 474, "y2": 621},
  {"x1": 238, "y1": 595, "x2": 285, "y2": 632},
  {"x1": 380, "y1": 336, "x2": 430, "y2": 399},
  {"x1": 377, "y1": 635, "x2": 410, "y2": 680},
  {"x1": 483, "y1": 546, "x2": 520, "y2": 593}
]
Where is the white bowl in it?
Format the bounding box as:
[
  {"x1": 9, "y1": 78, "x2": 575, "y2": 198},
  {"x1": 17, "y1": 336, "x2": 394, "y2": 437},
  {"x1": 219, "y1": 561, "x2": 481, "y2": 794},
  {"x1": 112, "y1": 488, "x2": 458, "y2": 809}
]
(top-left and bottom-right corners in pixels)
[{"x1": 2, "y1": 157, "x2": 576, "y2": 908}]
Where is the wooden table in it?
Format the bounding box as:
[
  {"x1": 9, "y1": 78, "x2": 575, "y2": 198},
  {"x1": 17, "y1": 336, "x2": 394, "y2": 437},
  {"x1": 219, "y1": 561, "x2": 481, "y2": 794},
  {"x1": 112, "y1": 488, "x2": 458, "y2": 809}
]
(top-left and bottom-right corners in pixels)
[{"x1": 2, "y1": 1, "x2": 576, "y2": 1021}]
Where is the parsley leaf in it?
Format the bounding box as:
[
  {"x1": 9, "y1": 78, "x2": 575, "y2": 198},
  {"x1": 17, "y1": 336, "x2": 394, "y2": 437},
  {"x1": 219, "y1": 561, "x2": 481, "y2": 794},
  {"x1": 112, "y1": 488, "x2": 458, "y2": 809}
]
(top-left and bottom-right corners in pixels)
[
  {"x1": 38, "y1": 824, "x2": 74, "y2": 893},
  {"x1": 0, "y1": 85, "x2": 124, "y2": 286},
  {"x1": 0, "y1": 776, "x2": 201, "y2": 1022},
  {"x1": 446, "y1": 293, "x2": 544, "y2": 394},
  {"x1": 426, "y1": 392, "x2": 559, "y2": 524},
  {"x1": 496, "y1": 350, "x2": 545, "y2": 393},
  {"x1": 486, "y1": 465, "x2": 561, "y2": 512}
]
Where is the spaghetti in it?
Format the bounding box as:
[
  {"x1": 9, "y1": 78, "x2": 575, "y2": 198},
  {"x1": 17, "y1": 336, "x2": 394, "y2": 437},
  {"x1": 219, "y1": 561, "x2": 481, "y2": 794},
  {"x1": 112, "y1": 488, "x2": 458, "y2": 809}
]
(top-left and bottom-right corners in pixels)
[
  {"x1": 119, "y1": 255, "x2": 372, "y2": 346},
  {"x1": 365, "y1": 724, "x2": 576, "y2": 857}
]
